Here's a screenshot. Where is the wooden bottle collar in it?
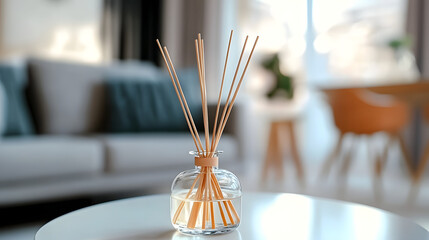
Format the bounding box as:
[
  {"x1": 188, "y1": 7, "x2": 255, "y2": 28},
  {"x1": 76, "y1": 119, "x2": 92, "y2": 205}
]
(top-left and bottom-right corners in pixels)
[{"x1": 194, "y1": 157, "x2": 219, "y2": 167}]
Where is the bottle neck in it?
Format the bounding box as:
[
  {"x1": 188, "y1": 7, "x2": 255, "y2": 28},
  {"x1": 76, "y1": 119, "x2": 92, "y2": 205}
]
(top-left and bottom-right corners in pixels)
[
  {"x1": 190, "y1": 150, "x2": 222, "y2": 169},
  {"x1": 195, "y1": 165, "x2": 218, "y2": 169}
]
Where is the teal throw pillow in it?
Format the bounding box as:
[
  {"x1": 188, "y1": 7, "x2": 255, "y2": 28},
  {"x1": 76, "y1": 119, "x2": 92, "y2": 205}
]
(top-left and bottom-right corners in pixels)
[
  {"x1": 106, "y1": 68, "x2": 202, "y2": 133},
  {"x1": 0, "y1": 78, "x2": 5, "y2": 135},
  {"x1": 0, "y1": 63, "x2": 34, "y2": 136}
]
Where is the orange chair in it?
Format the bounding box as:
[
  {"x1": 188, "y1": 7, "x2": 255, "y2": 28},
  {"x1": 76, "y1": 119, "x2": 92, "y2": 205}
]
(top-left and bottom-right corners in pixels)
[{"x1": 320, "y1": 88, "x2": 413, "y2": 179}]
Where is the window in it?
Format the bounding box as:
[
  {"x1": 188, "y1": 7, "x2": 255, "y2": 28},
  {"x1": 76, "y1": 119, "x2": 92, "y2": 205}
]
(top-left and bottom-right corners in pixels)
[{"x1": 243, "y1": 0, "x2": 408, "y2": 84}]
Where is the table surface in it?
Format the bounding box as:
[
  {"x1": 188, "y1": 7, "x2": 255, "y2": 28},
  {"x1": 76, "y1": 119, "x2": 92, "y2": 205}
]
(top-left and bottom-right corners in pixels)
[{"x1": 35, "y1": 193, "x2": 428, "y2": 240}]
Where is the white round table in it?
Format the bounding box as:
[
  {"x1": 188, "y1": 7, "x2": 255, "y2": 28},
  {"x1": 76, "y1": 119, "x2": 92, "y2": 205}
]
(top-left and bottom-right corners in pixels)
[{"x1": 36, "y1": 193, "x2": 428, "y2": 240}]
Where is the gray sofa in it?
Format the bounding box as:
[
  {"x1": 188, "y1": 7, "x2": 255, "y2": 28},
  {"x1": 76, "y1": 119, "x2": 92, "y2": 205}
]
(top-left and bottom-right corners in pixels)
[{"x1": 0, "y1": 58, "x2": 248, "y2": 206}]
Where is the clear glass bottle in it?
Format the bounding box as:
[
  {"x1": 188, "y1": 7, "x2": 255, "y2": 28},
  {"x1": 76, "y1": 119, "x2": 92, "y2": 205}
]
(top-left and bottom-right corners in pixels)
[{"x1": 170, "y1": 151, "x2": 242, "y2": 235}]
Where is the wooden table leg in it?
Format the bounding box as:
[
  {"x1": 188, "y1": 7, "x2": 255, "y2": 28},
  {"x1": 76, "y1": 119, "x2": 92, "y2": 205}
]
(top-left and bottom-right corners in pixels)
[
  {"x1": 284, "y1": 121, "x2": 304, "y2": 181},
  {"x1": 262, "y1": 122, "x2": 283, "y2": 180},
  {"x1": 262, "y1": 124, "x2": 273, "y2": 181},
  {"x1": 263, "y1": 120, "x2": 305, "y2": 182}
]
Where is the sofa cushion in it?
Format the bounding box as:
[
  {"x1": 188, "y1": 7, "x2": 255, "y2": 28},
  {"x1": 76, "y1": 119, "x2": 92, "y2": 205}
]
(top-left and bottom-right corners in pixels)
[
  {"x1": 105, "y1": 67, "x2": 202, "y2": 133},
  {"x1": 28, "y1": 58, "x2": 105, "y2": 134},
  {"x1": 100, "y1": 133, "x2": 239, "y2": 172},
  {"x1": 0, "y1": 62, "x2": 34, "y2": 136},
  {"x1": 0, "y1": 136, "x2": 103, "y2": 182}
]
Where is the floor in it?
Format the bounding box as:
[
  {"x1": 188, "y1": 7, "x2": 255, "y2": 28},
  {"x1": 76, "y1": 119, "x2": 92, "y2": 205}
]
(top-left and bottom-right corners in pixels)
[
  {"x1": 0, "y1": 223, "x2": 44, "y2": 240},
  {"x1": 2, "y1": 92, "x2": 429, "y2": 239},
  {"x1": 243, "y1": 153, "x2": 429, "y2": 230}
]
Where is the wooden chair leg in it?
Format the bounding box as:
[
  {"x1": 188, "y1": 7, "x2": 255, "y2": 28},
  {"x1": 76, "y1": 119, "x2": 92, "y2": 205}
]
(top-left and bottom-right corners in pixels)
[
  {"x1": 365, "y1": 136, "x2": 384, "y2": 200},
  {"x1": 340, "y1": 135, "x2": 355, "y2": 178},
  {"x1": 262, "y1": 123, "x2": 275, "y2": 180},
  {"x1": 396, "y1": 133, "x2": 415, "y2": 180},
  {"x1": 285, "y1": 121, "x2": 304, "y2": 181},
  {"x1": 272, "y1": 123, "x2": 284, "y2": 180},
  {"x1": 375, "y1": 134, "x2": 395, "y2": 177},
  {"x1": 366, "y1": 136, "x2": 377, "y2": 176},
  {"x1": 415, "y1": 141, "x2": 429, "y2": 183},
  {"x1": 319, "y1": 133, "x2": 345, "y2": 179}
]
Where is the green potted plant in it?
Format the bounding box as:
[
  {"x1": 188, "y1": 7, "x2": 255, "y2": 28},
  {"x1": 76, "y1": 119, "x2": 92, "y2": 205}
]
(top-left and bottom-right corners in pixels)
[{"x1": 262, "y1": 53, "x2": 294, "y2": 100}]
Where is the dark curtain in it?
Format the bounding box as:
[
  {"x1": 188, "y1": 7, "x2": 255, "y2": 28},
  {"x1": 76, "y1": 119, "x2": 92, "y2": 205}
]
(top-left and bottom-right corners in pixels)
[{"x1": 102, "y1": 0, "x2": 163, "y2": 65}]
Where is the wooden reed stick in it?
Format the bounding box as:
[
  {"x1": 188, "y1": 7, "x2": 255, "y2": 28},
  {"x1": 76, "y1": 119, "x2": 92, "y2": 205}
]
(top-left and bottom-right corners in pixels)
[
  {"x1": 172, "y1": 174, "x2": 201, "y2": 224},
  {"x1": 163, "y1": 46, "x2": 205, "y2": 151},
  {"x1": 211, "y1": 176, "x2": 235, "y2": 224},
  {"x1": 210, "y1": 30, "x2": 233, "y2": 153},
  {"x1": 210, "y1": 177, "x2": 228, "y2": 226},
  {"x1": 194, "y1": 39, "x2": 208, "y2": 157},
  {"x1": 197, "y1": 34, "x2": 210, "y2": 157},
  {"x1": 204, "y1": 167, "x2": 211, "y2": 228},
  {"x1": 228, "y1": 200, "x2": 240, "y2": 222},
  {"x1": 208, "y1": 168, "x2": 215, "y2": 229},
  {"x1": 213, "y1": 36, "x2": 249, "y2": 152},
  {"x1": 187, "y1": 167, "x2": 207, "y2": 228},
  {"x1": 202, "y1": 167, "x2": 209, "y2": 229},
  {"x1": 156, "y1": 40, "x2": 202, "y2": 152},
  {"x1": 205, "y1": 167, "x2": 210, "y2": 220},
  {"x1": 202, "y1": 40, "x2": 210, "y2": 157},
  {"x1": 195, "y1": 39, "x2": 203, "y2": 85},
  {"x1": 213, "y1": 36, "x2": 259, "y2": 151},
  {"x1": 202, "y1": 195, "x2": 207, "y2": 229}
]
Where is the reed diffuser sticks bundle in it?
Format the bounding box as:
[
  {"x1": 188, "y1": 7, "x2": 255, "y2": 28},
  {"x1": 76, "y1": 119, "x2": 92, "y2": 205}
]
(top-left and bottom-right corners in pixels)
[{"x1": 157, "y1": 31, "x2": 258, "y2": 230}]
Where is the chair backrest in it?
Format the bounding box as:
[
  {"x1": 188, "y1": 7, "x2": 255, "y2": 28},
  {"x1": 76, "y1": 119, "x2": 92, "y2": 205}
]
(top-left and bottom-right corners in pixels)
[{"x1": 324, "y1": 88, "x2": 410, "y2": 134}]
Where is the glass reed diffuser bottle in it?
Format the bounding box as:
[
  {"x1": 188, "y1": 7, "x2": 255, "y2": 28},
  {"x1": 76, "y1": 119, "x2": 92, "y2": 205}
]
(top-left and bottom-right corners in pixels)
[
  {"x1": 171, "y1": 151, "x2": 241, "y2": 235},
  {"x1": 156, "y1": 30, "x2": 258, "y2": 235}
]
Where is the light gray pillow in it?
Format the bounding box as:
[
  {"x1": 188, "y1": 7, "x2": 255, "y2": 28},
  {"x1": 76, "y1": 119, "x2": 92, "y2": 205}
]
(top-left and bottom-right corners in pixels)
[{"x1": 29, "y1": 58, "x2": 105, "y2": 134}]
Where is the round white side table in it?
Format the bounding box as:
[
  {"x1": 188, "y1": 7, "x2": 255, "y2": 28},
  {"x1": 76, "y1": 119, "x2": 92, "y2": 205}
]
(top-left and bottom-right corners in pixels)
[{"x1": 36, "y1": 193, "x2": 428, "y2": 240}]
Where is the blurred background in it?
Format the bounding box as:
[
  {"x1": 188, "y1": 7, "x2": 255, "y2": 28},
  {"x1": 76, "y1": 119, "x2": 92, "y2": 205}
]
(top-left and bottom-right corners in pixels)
[{"x1": 1, "y1": 0, "x2": 429, "y2": 239}]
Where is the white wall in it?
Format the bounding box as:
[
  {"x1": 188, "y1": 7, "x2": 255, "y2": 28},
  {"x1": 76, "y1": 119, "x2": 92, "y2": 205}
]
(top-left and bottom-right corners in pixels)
[{"x1": 0, "y1": 0, "x2": 102, "y2": 62}]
